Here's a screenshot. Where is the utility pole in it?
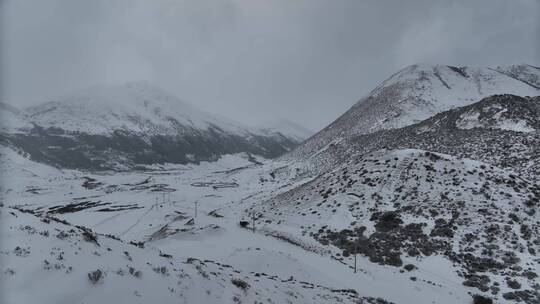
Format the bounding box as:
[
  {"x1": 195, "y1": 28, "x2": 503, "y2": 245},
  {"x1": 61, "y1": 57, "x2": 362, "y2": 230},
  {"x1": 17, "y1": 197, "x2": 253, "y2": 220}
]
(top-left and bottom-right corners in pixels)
[
  {"x1": 351, "y1": 209, "x2": 362, "y2": 274},
  {"x1": 252, "y1": 212, "x2": 256, "y2": 233},
  {"x1": 194, "y1": 201, "x2": 198, "y2": 219},
  {"x1": 354, "y1": 249, "x2": 357, "y2": 273},
  {"x1": 353, "y1": 229, "x2": 357, "y2": 274},
  {"x1": 354, "y1": 228, "x2": 360, "y2": 273}
]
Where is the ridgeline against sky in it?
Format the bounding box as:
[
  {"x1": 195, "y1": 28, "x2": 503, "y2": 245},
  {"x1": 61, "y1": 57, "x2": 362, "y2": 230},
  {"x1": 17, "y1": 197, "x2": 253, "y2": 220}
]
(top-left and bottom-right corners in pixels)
[{"x1": 1, "y1": 0, "x2": 539, "y2": 129}]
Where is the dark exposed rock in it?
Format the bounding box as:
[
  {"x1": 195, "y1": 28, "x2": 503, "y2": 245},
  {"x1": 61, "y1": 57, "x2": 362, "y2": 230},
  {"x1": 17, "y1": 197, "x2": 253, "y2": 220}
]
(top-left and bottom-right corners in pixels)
[
  {"x1": 316, "y1": 220, "x2": 449, "y2": 268},
  {"x1": 462, "y1": 274, "x2": 490, "y2": 292},
  {"x1": 502, "y1": 290, "x2": 539, "y2": 303},
  {"x1": 430, "y1": 218, "x2": 455, "y2": 238},
  {"x1": 403, "y1": 264, "x2": 416, "y2": 272},
  {"x1": 231, "y1": 278, "x2": 249, "y2": 290},
  {"x1": 373, "y1": 211, "x2": 403, "y2": 232},
  {"x1": 88, "y1": 269, "x2": 103, "y2": 284},
  {"x1": 472, "y1": 294, "x2": 493, "y2": 304},
  {"x1": 506, "y1": 278, "x2": 522, "y2": 290}
]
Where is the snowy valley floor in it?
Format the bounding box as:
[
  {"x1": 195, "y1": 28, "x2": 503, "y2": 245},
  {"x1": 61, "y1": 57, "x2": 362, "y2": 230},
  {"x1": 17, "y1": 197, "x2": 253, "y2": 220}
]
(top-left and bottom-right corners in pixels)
[{"x1": 0, "y1": 149, "x2": 534, "y2": 304}]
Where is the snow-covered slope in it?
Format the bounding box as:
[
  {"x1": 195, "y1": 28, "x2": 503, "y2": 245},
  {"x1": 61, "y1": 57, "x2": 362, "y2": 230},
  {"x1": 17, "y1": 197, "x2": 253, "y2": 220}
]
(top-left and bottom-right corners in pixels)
[
  {"x1": 0, "y1": 146, "x2": 396, "y2": 304},
  {"x1": 255, "y1": 149, "x2": 540, "y2": 304},
  {"x1": 1, "y1": 135, "x2": 537, "y2": 303},
  {"x1": 24, "y1": 81, "x2": 249, "y2": 136},
  {"x1": 1, "y1": 82, "x2": 302, "y2": 170},
  {"x1": 292, "y1": 95, "x2": 540, "y2": 179},
  {"x1": 1, "y1": 209, "x2": 385, "y2": 304},
  {"x1": 0, "y1": 103, "x2": 32, "y2": 132},
  {"x1": 291, "y1": 64, "x2": 540, "y2": 159},
  {"x1": 495, "y1": 64, "x2": 540, "y2": 89},
  {"x1": 3, "y1": 64, "x2": 539, "y2": 304},
  {"x1": 258, "y1": 119, "x2": 314, "y2": 142},
  {"x1": 0, "y1": 102, "x2": 22, "y2": 115}
]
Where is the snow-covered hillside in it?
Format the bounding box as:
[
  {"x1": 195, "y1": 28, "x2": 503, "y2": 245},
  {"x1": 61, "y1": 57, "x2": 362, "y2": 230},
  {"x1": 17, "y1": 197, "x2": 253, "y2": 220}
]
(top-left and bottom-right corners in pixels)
[
  {"x1": 291, "y1": 64, "x2": 540, "y2": 159},
  {"x1": 2, "y1": 64, "x2": 539, "y2": 304},
  {"x1": 258, "y1": 119, "x2": 314, "y2": 142},
  {"x1": 0, "y1": 103, "x2": 32, "y2": 132},
  {"x1": 24, "y1": 81, "x2": 249, "y2": 136},
  {"x1": 255, "y1": 149, "x2": 540, "y2": 304},
  {"x1": 495, "y1": 64, "x2": 540, "y2": 89},
  {"x1": 23, "y1": 81, "x2": 313, "y2": 141},
  {"x1": 0, "y1": 82, "x2": 304, "y2": 170},
  {"x1": 0, "y1": 146, "x2": 395, "y2": 304},
  {"x1": 1, "y1": 209, "x2": 381, "y2": 304},
  {"x1": 290, "y1": 95, "x2": 540, "y2": 180}
]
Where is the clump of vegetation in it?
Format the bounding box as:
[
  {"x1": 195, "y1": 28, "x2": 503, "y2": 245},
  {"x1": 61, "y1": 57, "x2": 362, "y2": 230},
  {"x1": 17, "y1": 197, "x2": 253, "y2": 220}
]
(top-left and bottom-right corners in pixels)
[
  {"x1": 88, "y1": 269, "x2": 103, "y2": 284},
  {"x1": 403, "y1": 264, "x2": 416, "y2": 272},
  {"x1": 472, "y1": 294, "x2": 493, "y2": 304},
  {"x1": 231, "y1": 278, "x2": 249, "y2": 290},
  {"x1": 129, "y1": 267, "x2": 142, "y2": 278}
]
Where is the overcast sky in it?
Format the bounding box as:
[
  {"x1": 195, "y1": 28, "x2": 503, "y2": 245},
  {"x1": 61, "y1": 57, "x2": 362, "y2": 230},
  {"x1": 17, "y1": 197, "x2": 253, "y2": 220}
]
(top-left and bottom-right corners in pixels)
[{"x1": 1, "y1": 0, "x2": 538, "y2": 130}]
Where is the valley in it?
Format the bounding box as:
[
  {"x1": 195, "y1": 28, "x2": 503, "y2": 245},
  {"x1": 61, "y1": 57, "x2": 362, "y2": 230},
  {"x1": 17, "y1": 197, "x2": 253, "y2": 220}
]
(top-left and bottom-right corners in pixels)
[
  {"x1": 1, "y1": 64, "x2": 539, "y2": 304},
  {"x1": 1, "y1": 149, "x2": 476, "y2": 304}
]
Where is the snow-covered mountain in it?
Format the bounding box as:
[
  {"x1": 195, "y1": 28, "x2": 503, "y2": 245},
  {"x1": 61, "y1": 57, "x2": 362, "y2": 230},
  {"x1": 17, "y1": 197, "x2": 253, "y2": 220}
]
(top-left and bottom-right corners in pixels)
[
  {"x1": 255, "y1": 64, "x2": 540, "y2": 304},
  {"x1": 256, "y1": 149, "x2": 540, "y2": 304},
  {"x1": 495, "y1": 64, "x2": 540, "y2": 88},
  {"x1": 291, "y1": 64, "x2": 540, "y2": 159},
  {"x1": 258, "y1": 119, "x2": 314, "y2": 142},
  {"x1": 0, "y1": 82, "x2": 303, "y2": 170},
  {"x1": 2, "y1": 63, "x2": 539, "y2": 304},
  {"x1": 293, "y1": 94, "x2": 539, "y2": 180},
  {"x1": 24, "y1": 81, "x2": 249, "y2": 136}
]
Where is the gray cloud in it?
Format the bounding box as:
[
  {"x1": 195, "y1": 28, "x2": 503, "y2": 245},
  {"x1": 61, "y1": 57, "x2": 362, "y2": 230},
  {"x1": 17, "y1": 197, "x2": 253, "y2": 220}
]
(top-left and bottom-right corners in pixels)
[{"x1": 1, "y1": 0, "x2": 538, "y2": 130}]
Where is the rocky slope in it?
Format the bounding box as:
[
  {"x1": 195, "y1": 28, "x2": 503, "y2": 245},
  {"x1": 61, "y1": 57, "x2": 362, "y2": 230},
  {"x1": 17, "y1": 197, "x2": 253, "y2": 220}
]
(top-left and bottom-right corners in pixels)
[
  {"x1": 290, "y1": 64, "x2": 540, "y2": 160},
  {"x1": 0, "y1": 145, "x2": 399, "y2": 304},
  {"x1": 295, "y1": 94, "x2": 539, "y2": 179},
  {"x1": 2, "y1": 63, "x2": 539, "y2": 304},
  {"x1": 257, "y1": 64, "x2": 540, "y2": 304},
  {"x1": 0, "y1": 82, "x2": 307, "y2": 170},
  {"x1": 254, "y1": 149, "x2": 540, "y2": 303}
]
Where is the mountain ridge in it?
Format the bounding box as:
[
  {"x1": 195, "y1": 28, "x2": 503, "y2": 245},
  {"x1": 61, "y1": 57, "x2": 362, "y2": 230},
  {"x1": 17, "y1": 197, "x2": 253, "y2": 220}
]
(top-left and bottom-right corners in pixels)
[
  {"x1": 0, "y1": 82, "x2": 307, "y2": 170},
  {"x1": 286, "y1": 94, "x2": 539, "y2": 180},
  {"x1": 289, "y1": 63, "x2": 540, "y2": 160}
]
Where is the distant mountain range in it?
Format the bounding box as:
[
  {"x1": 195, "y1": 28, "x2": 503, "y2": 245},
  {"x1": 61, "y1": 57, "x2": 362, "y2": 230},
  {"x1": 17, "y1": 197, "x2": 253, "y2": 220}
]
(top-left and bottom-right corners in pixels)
[{"x1": 0, "y1": 81, "x2": 310, "y2": 170}]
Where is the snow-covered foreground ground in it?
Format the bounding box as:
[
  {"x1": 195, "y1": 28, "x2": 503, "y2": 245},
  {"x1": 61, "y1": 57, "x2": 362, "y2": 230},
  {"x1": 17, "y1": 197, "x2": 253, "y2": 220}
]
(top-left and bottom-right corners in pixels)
[{"x1": 0, "y1": 148, "x2": 515, "y2": 304}]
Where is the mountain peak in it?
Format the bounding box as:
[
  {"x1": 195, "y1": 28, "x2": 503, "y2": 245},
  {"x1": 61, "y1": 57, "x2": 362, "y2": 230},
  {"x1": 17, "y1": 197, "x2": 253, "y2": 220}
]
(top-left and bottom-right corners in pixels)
[
  {"x1": 357, "y1": 63, "x2": 540, "y2": 130},
  {"x1": 2, "y1": 81, "x2": 304, "y2": 169},
  {"x1": 23, "y1": 81, "x2": 227, "y2": 135},
  {"x1": 290, "y1": 63, "x2": 540, "y2": 160}
]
